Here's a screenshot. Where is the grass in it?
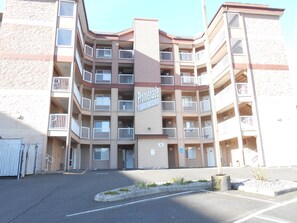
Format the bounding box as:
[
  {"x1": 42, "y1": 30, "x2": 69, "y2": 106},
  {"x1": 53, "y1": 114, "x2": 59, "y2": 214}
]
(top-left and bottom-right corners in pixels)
[
  {"x1": 104, "y1": 191, "x2": 119, "y2": 196},
  {"x1": 119, "y1": 188, "x2": 129, "y2": 192},
  {"x1": 198, "y1": 179, "x2": 209, "y2": 183},
  {"x1": 250, "y1": 167, "x2": 268, "y2": 181},
  {"x1": 147, "y1": 183, "x2": 158, "y2": 187},
  {"x1": 162, "y1": 182, "x2": 173, "y2": 186},
  {"x1": 172, "y1": 177, "x2": 193, "y2": 185}
]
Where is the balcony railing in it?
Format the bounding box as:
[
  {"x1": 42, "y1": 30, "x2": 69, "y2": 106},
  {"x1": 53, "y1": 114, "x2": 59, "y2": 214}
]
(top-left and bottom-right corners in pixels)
[
  {"x1": 82, "y1": 97, "x2": 91, "y2": 110},
  {"x1": 197, "y1": 74, "x2": 208, "y2": 86},
  {"x1": 118, "y1": 128, "x2": 134, "y2": 140},
  {"x1": 202, "y1": 126, "x2": 213, "y2": 139},
  {"x1": 83, "y1": 70, "x2": 92, "y2": 83},
  {"x1": 184, "y1": 128, "x2": 199, "y2": 138},
  {"x1": 94, "y1": 99, "x2": 111, "y2": 111},
  {"x1": 162, "y1": 101, "x2": 175, "y2": 112},
  {"x1": 84, "y1": 44, "x2": 93, "y2": 57},
  {"x1": 75, "y1": 49, "x2": 83, "y2": 75},
  {"x1": 49, "y1": 114, "x2": 68, "y2": 130},
  {"x1": 71, "y1": 118, "x2": 80, "y2": 137},
  {"x1": 96, "y1": 48, "x2": 112, "y2": 59},
  {"x1": 160, "y1": 52, "x2": 173, "y2": 61},
  {"x1": 181, "y1": 76, "x2": 196, "y2": 86},
  {"x1": 118, "y1": 100, "x2": 134, "y2": 112},
  {"x1": 73, "y1": 83, "x2": 82, "y2": 105},
  {"x1": 200, "y1": 100, "x2": 211, "y2": 113},
  {"x1": 179, "y1": 52, "x2": 193, "y2": 61},
  {"x1": 118, "y1": 74, "x2": 134, "y2": 84},
  {"x1": 210, "y1": 28, "x2": 226, "y2": 55},
  {"x1": 196, "y1": 50, "x2": 206, "y2": 65},
  {"x1": 77, "y1": 20, "x2": 84, "y2": 46},
  {"x1": 236, "y1": 83, "x2": 250, "y2": 97},
  {"x1": 215, "y1": 85, "x2": 233, "y2": 111},
  {"x1": 218, "y1": 117, "x2": 238, "y2": 138},
  {"x1": 182, "y1": 101, "x2": 198, "y2": 112},
  {"x1": 95, "y1": 73, "x2": 111, "y2": 84},
  {"x1": 81, "y1": 126, "x2": 90, "y2": 139},
  {"x1": 52, "y1": 77, "x2": 70, "y2": 92},
  {"x1": 163, "y1": 128, "x2": 177, "y2": 138},
  {"x1": 119, "y1": 50, "x2": 134, "y2": 59},
  {"x1": 93, "y1": 128, "x2": 110, "y2": 139},
  {"x1": 160, "y1": 75, "x2": 174, "y2": 85},
  {"x1": 241, "y1": 116, "x2": 256, "y2": 130},
  {"x1": 212, "y1": 54, "x2": 229, "y2": 79}
]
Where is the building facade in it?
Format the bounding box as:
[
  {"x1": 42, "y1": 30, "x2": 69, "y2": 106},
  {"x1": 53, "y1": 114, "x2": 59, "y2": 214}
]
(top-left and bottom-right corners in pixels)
[{"x1": 0, "y1": 0, "x2": 296, "y2": 172}]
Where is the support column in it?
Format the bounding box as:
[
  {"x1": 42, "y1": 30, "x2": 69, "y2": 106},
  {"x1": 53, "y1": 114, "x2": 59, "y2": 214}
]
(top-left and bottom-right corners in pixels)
[
  {"x1": 110, "y1": 88, "x2": 118, "y2": 169},
  {"x1": 175, "y1": 89, "x2": 185, "y2": 167}
]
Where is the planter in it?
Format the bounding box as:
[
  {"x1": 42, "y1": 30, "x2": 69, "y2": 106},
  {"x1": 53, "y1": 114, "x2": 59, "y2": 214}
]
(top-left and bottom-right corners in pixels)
[{"x1": 211, "y1": 174, "x2": 231, "y2": 191}]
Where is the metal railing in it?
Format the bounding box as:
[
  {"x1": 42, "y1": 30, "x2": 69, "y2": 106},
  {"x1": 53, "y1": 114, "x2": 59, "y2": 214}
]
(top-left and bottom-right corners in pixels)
[
  {"x1": 181, "y1": 76, "x2": 196, "y2": 86},
  {"x1": 52, "y1": 77, "x2": 70, "y2": 92},
  {"x1": 163, "y1": 128, "x2": 177, "y2": 138},
  {"x1": 84, "y1": 44, "x2": 93, "y2": 57},
  {"x1": 197, "y1": 74, "x2": 208, "y2": 86},
  {"x1": 95, "y1": 73, "x2": 111, "y2": 84},
  {"x1": 160, "y1": 52, "x2": 173, "y2": 61},
  {"x1": 118, "y1": 74, "x2": 134, "y2": 84},
  {"x1": 71, "y1": 118, "x2": 80, "y2": 137},
  {"x1": 93, "y1": 128, "x2": 110, "y2": 139},
  {"x1": 236, "y1": 83, "x2": 250, "y2": 97},
  {"x1": 184, "y1": 128, "x2": 199, "y2": 138},
  {"x1": 118, "y1": 100, "x2": 134, "y2": 112},
  {"x1": 96, "y1": 48, "x2": 112, "y2": 59},
  {"x1": 202, "y1": 126, "x2": 213, "y2": 139},
  {"x1": 83, "y1": 70, "x2": 92, "y2": 83},
  {"x1": 196, "y1": 50, "x2": 206, "y2": 65},
  {"x1": 118, "y1": 128, "x2": 134, "y2": 140},
  {"x1": 73, "y1": 83, "x2": 81, "y2": 104},
  {"x1": 82, "y1": 97, "x2": 91, "y2": 110},
  {"x1": 49, "y1": 114, "x2": 68, "y2": 130},
  {"x1": 162, "y1": 101, "x2": 176, "y2": 112},
  {"x1": 94, "y1": 99, "x2": 111, "y2": 111},
  {"x1": 200, "y1": 100, "x2": 211, "y2": 113},
  {"x1": 179, "y1": 52, "x2": 193, "y2": 61},
  {"x1": 119, "y1": 49, "x2": 134, "y2": 59},
  {"x1": 241, "y1": 116, "x2": 256, "y2": 130},
  {"x1": 182, "y1": 101, "x2": 198, "y2": 112},
  {"x1": 160, "y1": 75, "x2": 174, "y2": 85},
  {"x1": 45, "y1": 154, "x2": 54, "y2": 172},
  {"x1": 81, "y1": 126, "x2": 90, "y2": 139}
]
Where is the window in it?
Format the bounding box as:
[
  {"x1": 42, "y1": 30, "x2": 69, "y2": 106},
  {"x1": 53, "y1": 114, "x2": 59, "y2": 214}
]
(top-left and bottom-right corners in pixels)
[
  {"x1": 93, "y1": 148, "x2": 109, "y2": 161},
  {"x1": 59, "y1": 1, "x2": 75, "y2": 17},
  {"x1": 231, "y1": 39, "x2": 243, "y2": 54},
  {"x1": 56, "y1": 29, "x2": 72, "y2": 46},
  {"x1": 94, "y1": 120, "x2": 110, "y2": 132},
  {"x1": 227, "y1": 13, "x2": 240, "y2": 28},
  {"x1": 186, "y1": 147, "x2": 196, "y2": 159}
]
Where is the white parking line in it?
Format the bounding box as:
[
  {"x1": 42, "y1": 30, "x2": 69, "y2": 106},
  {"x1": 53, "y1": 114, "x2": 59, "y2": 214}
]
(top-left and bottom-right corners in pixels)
[
  {"x1": 66, "y1": 191, "x2": 194, "y2": 218},
  {"x1": 234, "y1": 196, "x2": 297, "y2": 223},
  {"x1": 254, "y1": 215, "x2": 289, "y2": 223}
]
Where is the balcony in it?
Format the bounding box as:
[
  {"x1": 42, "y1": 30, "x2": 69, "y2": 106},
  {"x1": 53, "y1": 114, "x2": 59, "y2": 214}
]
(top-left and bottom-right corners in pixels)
[
  {"x1": 93, "y1": 128, "x2": 110, "y2": 139},
  {"x1": 118, "y1": 128, "x2": 134, "y2": 140},
  {"x1": 81, "y1": 126, "x2": 90, "y2": 139},
  {"x1": 75, "y1": 49, "x2": 83, "y2": 75},
  {"x1": 184, "y1": 128, "x2": 199, "y2": 138},
  {"x1": 118, "y1": 100, "x2": 134, "y2": 112},
  {"x1": 241, "y1": 116, "x2": 256, "y2": 131},
  {"x1": 215, "y1": 85, "x2": 233, "y2": 112},
  {"x1": 182, "y1": 101, "x2": 198, "y2": 112},
  {"x1": 179, "y1": 52, "x2": 193, "y2": 62},
  {"x1": 162, "y1": 101, "x2": 175, "y2": 112},
  {"x1": 73, "y1": 83, "x2": 82, "y2": 105},
  {"x1": 82, "y1": 97, "x2": 91, "y2": 111},
  {"x1": 163, "y1": 128, "x2": 177, "y2": 138},
  {"x1": 94, "y1": 99, "x2": 110, "y2": 111},
  {"x1": 52, "y1": 77, "x2": 70, "y2": 92},
  {"x1": 160, "y1": 52, "x2": 173, "y2": 61},
  {"x1": 236, "y1": 83, "x2": 250, "y2": 97},
  {"x1": 160, "y1": 75, "x2": 174, "y2": 85},
  {"x1": 181, "y1": 76, "x2": 196, "y2": 86},
  {"x1": 218, "y1": 117, "x2": 238, "y2": 140},
  {"x1": 71, "y1": 118, "x2": 80, "y2": 137},
  {"x1": 210, "y1": 28, "x2": 226, "y2": 55},
  {"x1": 84, "y1": 45, "x2": 93, "y2": 57},
  {"x1": 202, "y1": 126, "x2": 213, "y2": 139},
  {"x1": 95, "y1": 72, "x2": 111, "y2": 84},
  {"x1": 196, "y1": 50, "x2": 206, "y2": 65},
  {"x1": 49, "y1": 114, "x2": 68, "y2": 130},
  {"x1": 119, "y1": 50, "x2": 134, "y2": 59},
  {"x1": 83, "y1": 70, "x2": 92, "y2": 83},
  {"x1": 212, "y1": 54, "x2": 229, "y2": 80},
  {"x1": 197, "y1": 74, "x2": 208, "y2": 86},
  {"x1": 118, "y1": 74, "x2": 134, "y2": 84},
  {"x1": 200, "y1": 100, "x2": 211, "y2": 113},
  {"x1": 96, "y1": 48, "x2": 112, "y2": 59}
]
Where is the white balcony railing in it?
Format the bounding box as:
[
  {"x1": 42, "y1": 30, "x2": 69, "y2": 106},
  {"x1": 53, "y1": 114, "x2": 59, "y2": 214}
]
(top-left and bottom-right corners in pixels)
[
  {"x1": 160, "y1": 75, "x2": 174, "y2": 85},
  {"x1": 210, "y1": 28, "x2": 226, "y2": 55},
  {"x1": 84, "y1": 44, "x2": 93, "y2": 57},
  {"x1": 49, "y1": 114, "x2": 68, "y2": 130},
  {"x1": 52, "y1": 77, "x2": 70, "y2": 92},
  {"x1": 96, "y1": 48, "x2": 112, "y2": 59},
  {"x1": 218, "y1": 117, "x2": 238, "y2": 138},
  {"x1": 182, "y1": 101, "x2": 198, "y2": 112},
  {"x1": 95, "y1": 73, "x2": 111, "y2": 84},
  {"x1": 241, "y1": 116, "x2": 256, "y2": 130},
  {"x1": 119, "y1": 50, "x2": 134, "y2": 59},
  {"x1": 163, "y1": 128, "x2": 177, "y2": 138},
  {"x1": 181, "y1": 76, "x2": 196, "y2": 86},
  {"x1": 184, "y1": 128, "x2": 199, "y2": 138},
  {"x1": 179, "y1": 52, "x2": 193, "y2": 61},
  {"x1": 196, "y1": 50, "x2": 206, "y2": 65},
  {"x1": 93, "y1": 128, "x2": 110, "y2": 139},
  {"x1": 77, "y1": 20, "x2": 84, "y2": 46},
  {"x1": 197, "y1": 74, "x2": 208, "y2": 86},
  {"x1": 162, "y1": 101, "x2": 175, "y2": 112},
  {"x1": 81, "y1": 126, "x2": 90, "y2": 139},
  {"x1": 75, "y1": 49, "x2": 83, "y2": 75},
  {"x1": 83, "y1": 70, "x2": 92, "y2": 83},
  {"x1": 71, "y1": 118, "x2": 80, "y2": 137},
  {"x1": 94, "y1": 99, "x2": 111, "y2": 111},
  {"x1": 118, "y1": 128, "x2": 134, "y2": 140},
  {"x1": 73, "y1": 83, "x2": 81, "y2": 105},
  {"x1": 118, "y1": 100, "x2": 134, "y2": 112},
  {"x1": 215, "y1": 85, "x2": 233, "y2": 111},
  {"x1": 202, "y1": 126, "x2": 213, "y2": 139},
  {"x1": 82, "y1": 97, "x2": 91, "y2": 110},
  {"x1": 118, "y1": 74, "x2": 134, "y2": 84},
  {"x1": 212, "y1": 54, "x2": 229, "y2": 79},
  {"x1": 200, "y1": 100, "x2": 211, "y2": 113},
  {"x1": 236, "y1": 83, "x2": 250, "y2": 97},
  {"x1": 160, "y1": 52, "x2": 173, "y2": 61}
]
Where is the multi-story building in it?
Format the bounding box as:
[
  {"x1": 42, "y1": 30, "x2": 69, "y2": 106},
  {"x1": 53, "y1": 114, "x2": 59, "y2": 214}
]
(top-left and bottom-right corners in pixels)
[{"x1": 0, "y1": 0, "x2": 296, "y2": 172}]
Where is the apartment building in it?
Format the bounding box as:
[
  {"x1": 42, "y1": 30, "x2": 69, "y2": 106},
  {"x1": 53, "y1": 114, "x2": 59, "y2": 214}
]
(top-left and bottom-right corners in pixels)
[{"x1": 0, "y1": 0, "x2": 296, "y2": 172}]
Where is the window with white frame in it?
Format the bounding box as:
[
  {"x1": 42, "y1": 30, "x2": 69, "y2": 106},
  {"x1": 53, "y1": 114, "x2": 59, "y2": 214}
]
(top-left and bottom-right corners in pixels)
[
  {"x1": 185, "y1": 147, "x2": 197, "y2": 159},
  {"x1": 59, "y1": 0, "x2": 75, "y2": 17},
  {"x1": 227, "y1": 13, "x2": 240, "y2": 28},
  {"x1": 231, "y1": 39, "x2": 243, "y2": 54},
  {"x1": 56, "y1": 28, "x2": 72, "y2": 46},
  {"x1": 94, "y1": 120, "x2": 110, "y2": 132},
  {"x1": 93, "y1": 147, "x2": 109, "y2": 161}
]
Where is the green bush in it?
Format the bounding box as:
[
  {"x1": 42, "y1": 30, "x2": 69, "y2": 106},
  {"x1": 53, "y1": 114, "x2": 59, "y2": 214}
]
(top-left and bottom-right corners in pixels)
[
  {"x1": 147, "y1": 183, "x2": 158, "y2": 187},
  {"x1": 163, "y1": 182, "x2": 173, "y2": 186},
  {"x1": 198, "y1": 179, "x2": 208, "y2": 183},
  {"x1": 250, "y1": 168, "x2": 268, "y2": 181},
  {"x1": 104, "y1": 191, "x2": 119, "y2": 196},
  {"x1": 119, "y1": 188, "x2": 129, "y2": 192}
]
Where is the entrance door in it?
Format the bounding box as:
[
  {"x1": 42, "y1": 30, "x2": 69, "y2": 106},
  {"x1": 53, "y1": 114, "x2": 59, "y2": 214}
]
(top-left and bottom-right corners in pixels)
[
  {"x1": 207, "y1": 147, "x2": 215, "y2": 167},
  {"x1": 125, "y1": 150, "x2": 134, "y2": 169},
  {"x1": 168, "y1": 147, "x2": 176, "y2": 168}
]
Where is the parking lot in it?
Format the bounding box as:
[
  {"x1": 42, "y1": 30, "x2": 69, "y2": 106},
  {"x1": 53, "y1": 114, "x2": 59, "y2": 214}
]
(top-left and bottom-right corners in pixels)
[{"x1": 1, "y1": 167, "x2": 297, "y2": 223}]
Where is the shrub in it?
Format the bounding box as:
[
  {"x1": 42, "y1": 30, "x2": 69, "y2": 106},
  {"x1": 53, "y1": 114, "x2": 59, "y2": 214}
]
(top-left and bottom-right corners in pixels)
[
  {"x1": 250, "y1": 167, "x2": 268, "y2": 181},
  {"x1": 147, "y1": 183, "x2": 158, "y2": 187},
  {"x1": 119, "y1": 188, "x2": 129, "y2": 192},
  {"x1": 198, "y1": 179, "x2": 208, "y2": 183},
  {"x1": 104, "y1": 191, "x2": 119, "y2": 196},
  {"x1": 172, "y1": 177, "x2": 186, "y2": 185},
  {"x1": 163, "y1": 182, "x2": 173, "y2": 186}
]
